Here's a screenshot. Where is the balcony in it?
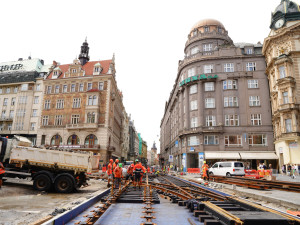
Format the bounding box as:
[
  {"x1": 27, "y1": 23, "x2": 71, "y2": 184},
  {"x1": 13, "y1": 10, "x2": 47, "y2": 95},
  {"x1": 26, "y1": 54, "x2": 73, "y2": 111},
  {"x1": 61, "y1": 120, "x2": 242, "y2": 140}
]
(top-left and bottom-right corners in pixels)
[
  {"x1": 49, "y1": 144, "x2": 100, "y2": 150},
  {"x1": 0, "y1": 117, "x2": 13, "y2": 122},
  {"x1": 202, "y1": 125, "x2": 223, "y2": 133},
  {"x1": 66, "y1": 123, "x2": 98, "y2": 130},
  {"x1": 277, "y1": 103, "x2": 300, "y2": 113},
  {"x1": 179, "y1": 126, "x2": 223, "y2": 137}
]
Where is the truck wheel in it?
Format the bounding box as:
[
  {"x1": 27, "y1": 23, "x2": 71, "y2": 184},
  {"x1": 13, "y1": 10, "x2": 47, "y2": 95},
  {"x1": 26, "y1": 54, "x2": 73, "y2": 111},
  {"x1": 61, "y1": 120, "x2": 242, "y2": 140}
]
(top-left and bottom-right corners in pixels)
[
  {"x1": 33, "y1": 174, "x2": 52, "y2": 192},
  {"x1": 54, "y1": 175, "x2": 74, "y2": 193}
]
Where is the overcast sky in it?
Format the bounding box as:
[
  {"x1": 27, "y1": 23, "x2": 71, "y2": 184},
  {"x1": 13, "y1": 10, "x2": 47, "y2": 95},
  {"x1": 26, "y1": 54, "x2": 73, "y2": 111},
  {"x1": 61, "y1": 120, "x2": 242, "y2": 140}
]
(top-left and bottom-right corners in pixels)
[{"x1": 0, "y1": 0, "x2": 281, "y2": 152}]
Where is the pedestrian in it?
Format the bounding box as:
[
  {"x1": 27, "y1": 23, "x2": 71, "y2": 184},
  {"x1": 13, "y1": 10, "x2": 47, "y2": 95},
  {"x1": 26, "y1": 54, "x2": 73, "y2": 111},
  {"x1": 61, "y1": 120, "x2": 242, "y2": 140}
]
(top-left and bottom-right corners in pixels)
[
  {"x1": 114, "y1": 163, "x2": 123, "y2": 190},
  {"x1": 282, "y1": 165, "x2": 286, "y2": 174},
  {"x1": 263, "y1": 163, "x2": 267, "y2": 170},
  {"x1": 287, "y1": 164, "x2": 292, "y2": 176},
  {"x1": 106, "y1": 159, "x2": 113, "y2": 188},
  {"x1": 0, "y1": 161, "x2": 4, "y2": 189}
]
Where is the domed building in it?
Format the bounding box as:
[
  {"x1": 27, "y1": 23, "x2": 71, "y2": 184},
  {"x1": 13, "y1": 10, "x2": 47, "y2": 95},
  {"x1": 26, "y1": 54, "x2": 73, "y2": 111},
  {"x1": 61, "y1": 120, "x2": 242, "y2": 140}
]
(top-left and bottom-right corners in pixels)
[
  {"x1": 160, "y1": 19, "x2": 276, "y2": 171},
  {"x1": 263, "y1": 0, "x2": 300, "y2": 170}
]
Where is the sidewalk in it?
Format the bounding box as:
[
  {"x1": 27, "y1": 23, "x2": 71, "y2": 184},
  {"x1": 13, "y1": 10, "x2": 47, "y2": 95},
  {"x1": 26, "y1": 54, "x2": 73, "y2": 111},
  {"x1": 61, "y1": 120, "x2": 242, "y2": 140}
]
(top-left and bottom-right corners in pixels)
[{"x1": 274, "y1": 173, "x2": 300, "y2": 182}]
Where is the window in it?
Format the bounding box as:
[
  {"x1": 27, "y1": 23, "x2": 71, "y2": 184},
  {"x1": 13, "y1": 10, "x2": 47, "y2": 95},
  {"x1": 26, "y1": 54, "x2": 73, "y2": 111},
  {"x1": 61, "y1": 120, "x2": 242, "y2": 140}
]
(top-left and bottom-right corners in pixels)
[
  {"x1": 204, "y1": 65, "x2": 213, "y2": 73},
  {"x1": 6, "y1": 88, "x2": 10, "y2": 94},
  {"x1": 72, "y1": 69, "x2": 77, "y2": 73},
  {"x1": 249, "y1": 96, "x2": 260, "y2": 106},
  {"x1": 223, "y1": 80, "x2": 237, "y2": 90},
  {"x1": 224, "y1": 97, "x2": 238, "y2": 107},
  {"x1": 15, "y1": 122, "x2": 24, "y2": 131},
  {"x1": 36, "y1": 84, "x2": 40, "y2": 91},
  {"x1": 14, "y1": 86, "x2": 18, "y2": 93},
  {"x1": 71, "y1": 115, "x2": 80, "y2": 124},
  {"x1": 224, "y1": 63, "x2": 234, "y2": 72},
  {"x1": 9, "y1": 110, "x2": 14, "y2": 118},
  {"x1": 79, "y1": 83, "x2": 84, "y2": 92},
  {"x1": 32, "y1": 109, "x2": 38, "y2": 117},
  {"x1": 56, "y1": 99, "x2": 64, "y2": 109},
  {"x1": 21, "y1": 84, "x2": 28, "y2": 91},
  {"x1": 190, "y1": 100, "x2": 198, "y2": 110},
  {"x1": 71, "y1": 84, "x2": 76, "y2": 92},
  {"x1": 3, "y1": 98, "x2": 8, "y2": 106},
  {"x1": 0, "y1": 88, "x2": 2, "y2": 94},
  {"x1": 16, "y1": 109, "x2": 26, "y2": 117},
  {"x1": 205, "y1": 82, "x2": 214, "y2": 91},
  {"x1": 53, "y1": 71, "x2": 58, "y2": 76},
  {"x1": 93, "y1": 96, "x2": 97, "y2": 105},
  {"x1": 249, "y1": 134, "x2": 267, "y2": 146},
  {"x1": 246, "y1": 48, "x2": 253, "y2": 54},
  {"x1": 47, "y1": 86, "x2": 52, "y2": 94},
  {"x1": 87, "y1": 112, "x2": 96, "y2": 123},
  {"x1": 1, "y1": 110, "x2": 5, "y2": 118},
  {"x1": 98, "y1": 82, "x2": 104, "y2": 90},
  {"x1": 203, "y1": 43, "x2": 212, "y2": 51},
  {"x1": 279, "y1": 66, "x2": 286, "y2": 78},
  {"x1": 94, "y1": 67, "x2": 100, "y2": 72},
  {"x1": 225, "y1": 115, "x2": 239, "y2": 126},
  {"x1": 88, "y1": 96, "x2": 97, "y2": 106},
  {"x1": 188, "y1": 136, "x2": 199, "y2": 146},
  {"x1": 190, "y1": 46, "x2": 199, "y2": 55},
  {"x1": 248, "y1": 80, "x2": 258, "y2": 88},
  {"x1": 19, "y1": 96, "x2": 27, "y2": 104},
  {"x1": 73, "y1": 98, "x2": 81, "y2": 108},
  {"x1": 188, "y1": 68, "x2": 196, "y2": 77},
  {"x1": 7, "y1": 123, "x2": 12, "y2": 131},
  {"x1": 44, "y1": 100, "x2": 50, "y2": 109},
  {"x1": 54, "y1": 115, "x2": 63, "y2": 126},
  {"x1": 67, "y1": 135, "x2": 79, "y2": 145},
  {"x1": 283, "y1": 92, "x2": 289, "y2": 104},
  {"x1": 34, "y1": 96, "x2": 39, "y2": 104},
  {"x1": 55, "y1": 85, "x2": 60, "y2": 93},
  {"x1": 11, "y1": 97, "x2": 15, "y2": 106},
  {"x1": 31, "y1": 123, "x2": 36, "y2": 131},
  {"x1": 42, "y1": 116, "x2": 49, "y2": 126},
  {"x1": 190, "y1": 84, "x2": 197, "y2": 94},
  {"x1": 204, "y1": 135, "x2": 219, "y2": 145},
  {"x1": 225, "y1": 135, "x2": 242, "y2": 146},
  {"x1": 63, "y1": 85, "x2": 68, "y2": 93},
  {"x1": 204, "y1": 26, "x2": 209, "y2": 32},
  {"x1": 246, "y1": 62, "x2": 256, "y2": 71},
  {"x1": 251, "y1": 114, "x2": 262, "y2": 126},
  {"x1": 285, "y1": 119, "x2": 292, "y2": 133},
  {"x1": 87, "y1": 83, "x2": 92, "y2": 91},
  {"x1": 205, "y1": 98, "x2": 215, "y2": 108},
  {"x1": 206, "y1": 115, "x2": 216, "y2": 126},
  {"x1": 191, "y1": 117, "x2": 198, "y2": 128}
]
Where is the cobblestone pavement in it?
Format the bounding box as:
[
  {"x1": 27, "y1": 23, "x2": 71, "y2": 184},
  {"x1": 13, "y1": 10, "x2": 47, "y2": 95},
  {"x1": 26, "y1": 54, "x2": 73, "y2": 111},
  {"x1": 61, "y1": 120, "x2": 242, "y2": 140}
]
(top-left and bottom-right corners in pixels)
[{"x1": 0, "y1": 177, "x2": 108, "y2": 225}]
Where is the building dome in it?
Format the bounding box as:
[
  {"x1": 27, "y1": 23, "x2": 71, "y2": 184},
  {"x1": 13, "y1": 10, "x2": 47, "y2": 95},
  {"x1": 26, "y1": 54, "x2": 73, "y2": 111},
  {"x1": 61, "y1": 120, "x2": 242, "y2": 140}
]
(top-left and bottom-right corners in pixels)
[
  {"x1": 190, "y1": 19, "x2": 225, "y2": 32},
  {"x1": 273, "y1": 0, "x2": 300, "y2": 15}
]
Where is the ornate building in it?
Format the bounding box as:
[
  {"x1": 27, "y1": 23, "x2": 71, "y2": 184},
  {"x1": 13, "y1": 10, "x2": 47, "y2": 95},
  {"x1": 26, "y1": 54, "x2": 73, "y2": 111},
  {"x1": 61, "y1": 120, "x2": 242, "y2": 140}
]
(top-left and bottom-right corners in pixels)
[
  {"x1": 263, "y1": 0, "x2": 300, "y2": 169},
  {"x1": 161, "y1": 19, "x2": 276, "y2": 171},
  {"x1": 37, "y1": 40, "x2": 125, "y2": 163},
  {"x1": 0, "y1": 58, "x2": 51, "y2": 144}
]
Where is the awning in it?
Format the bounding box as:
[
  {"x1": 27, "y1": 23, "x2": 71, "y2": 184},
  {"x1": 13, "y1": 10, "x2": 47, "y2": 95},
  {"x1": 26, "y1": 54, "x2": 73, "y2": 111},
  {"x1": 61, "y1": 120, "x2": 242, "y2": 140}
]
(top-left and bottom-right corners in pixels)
[
  {"x1": 239, "y1": 152, "x2": 278, "y2": 160},
  {"x1": 205, "y1": 152, "x2": 240, "y2": 159}
]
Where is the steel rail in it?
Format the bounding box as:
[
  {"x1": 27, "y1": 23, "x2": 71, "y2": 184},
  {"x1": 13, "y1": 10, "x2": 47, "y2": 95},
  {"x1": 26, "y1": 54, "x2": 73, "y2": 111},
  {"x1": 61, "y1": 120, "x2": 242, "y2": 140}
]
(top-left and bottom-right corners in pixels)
[{"x1": 160, "y1": 176, "x2": 195, "y2": 199}]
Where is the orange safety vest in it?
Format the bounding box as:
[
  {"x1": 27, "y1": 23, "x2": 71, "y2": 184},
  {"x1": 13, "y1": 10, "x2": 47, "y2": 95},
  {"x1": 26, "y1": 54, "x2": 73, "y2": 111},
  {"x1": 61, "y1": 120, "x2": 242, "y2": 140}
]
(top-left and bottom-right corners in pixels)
[
  {"x1": 107, "y1": 163, "x2": 113, "y2": 175},
  {"x1": 114, "y1": 167, "x2": 122, "y2": 178},
  {"x1": 0, "y1": 162, "x2": 5, "y2": 175},
  {"x1": 127, "y1": 166, "x2": 133, "y2": 175},
  {"x1": 147, "y1": 167, "x2": 150, "y2": 173}
]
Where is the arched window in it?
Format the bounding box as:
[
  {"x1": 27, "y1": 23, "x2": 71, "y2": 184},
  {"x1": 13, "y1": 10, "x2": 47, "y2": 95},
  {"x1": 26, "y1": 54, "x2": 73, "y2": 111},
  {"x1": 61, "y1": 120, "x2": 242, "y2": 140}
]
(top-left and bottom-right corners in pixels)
[
  {"x1": 50, "y1": 135, "x2": 62, "y2": 146},
  {"x1": 85, "y1": 134, "x2": 98, "y2": 147},
  {"x1": 92, "y1": 96, "x2": 97, "y2": 105},
  {"x1": 67, "y1": 134, "x2": 80, "y2": 145}
]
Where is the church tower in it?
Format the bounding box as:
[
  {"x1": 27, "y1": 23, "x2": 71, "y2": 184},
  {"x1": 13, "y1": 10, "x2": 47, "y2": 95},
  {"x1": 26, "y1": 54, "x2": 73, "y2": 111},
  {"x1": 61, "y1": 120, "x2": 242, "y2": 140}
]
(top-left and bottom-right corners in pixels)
[
  {"x1": 78, "y1": 38, "x2": 90, "y2": 65},
  {"x1": 263, "y1": 0, "x2": 300, "y2": 170}
]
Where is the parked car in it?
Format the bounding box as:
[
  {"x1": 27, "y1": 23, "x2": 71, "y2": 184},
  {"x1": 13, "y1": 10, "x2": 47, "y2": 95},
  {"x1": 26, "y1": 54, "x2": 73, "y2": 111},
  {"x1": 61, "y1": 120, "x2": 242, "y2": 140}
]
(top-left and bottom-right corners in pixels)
[{"x1": 209, "y1": 161, "x2": 245, "y2": 177}]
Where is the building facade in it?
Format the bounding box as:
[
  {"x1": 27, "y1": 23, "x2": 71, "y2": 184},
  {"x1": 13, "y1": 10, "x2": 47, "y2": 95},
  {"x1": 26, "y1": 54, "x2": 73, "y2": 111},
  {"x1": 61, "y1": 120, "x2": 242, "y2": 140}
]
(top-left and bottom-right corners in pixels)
[
  {"x1": 161, "y1": 19, "x2": 276, "y2": 171},
  {"x1": 263, "y1": 0, "x2": 300, "y2": 169},
  {"x1": 37, "y1": 40, "x2": 125, "y2": 164},
  {"x1": 0, "y1": 58, "x2": 51, "y2": 144}
]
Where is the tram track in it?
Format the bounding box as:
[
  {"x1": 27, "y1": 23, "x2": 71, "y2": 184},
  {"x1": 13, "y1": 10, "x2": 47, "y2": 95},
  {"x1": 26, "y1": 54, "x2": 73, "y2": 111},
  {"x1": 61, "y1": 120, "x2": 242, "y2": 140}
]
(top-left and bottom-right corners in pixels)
[{"x1": 42, "y1": 174, "x2": 300, "y2": 225}]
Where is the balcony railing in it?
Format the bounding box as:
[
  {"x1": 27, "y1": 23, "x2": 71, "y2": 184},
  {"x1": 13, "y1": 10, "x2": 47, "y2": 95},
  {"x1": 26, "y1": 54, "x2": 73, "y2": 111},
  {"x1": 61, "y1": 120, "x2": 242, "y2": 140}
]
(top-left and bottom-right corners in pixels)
[
  {"x1": 179, "y1": 126, "x2": 223, "y2": 136},
  {"x1": 0, "y1": 117, "x2": 13, "y2": 121},
  {"x1": 49, "y1": 144, "x2": 100, "y2": 149},
  {"x1": 66, "y1": 123, "x2": 98, "y2": 130}
]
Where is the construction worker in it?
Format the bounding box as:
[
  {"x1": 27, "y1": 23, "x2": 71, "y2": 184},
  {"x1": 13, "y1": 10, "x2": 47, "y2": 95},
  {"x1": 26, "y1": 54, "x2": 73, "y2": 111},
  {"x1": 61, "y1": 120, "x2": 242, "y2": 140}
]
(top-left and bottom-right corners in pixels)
[
  {"x1": 106, "y1": 159, "x2": 113, "y2": 187},
  {"x1": 202, "y1": 161, "x2": 209, "y2": 181},
  {"x1": 141, "y1": 165, "x2": 146, "y2": 182},
  {"x1": 133, "y1": 159, "x2": 143, "y2": 189},
  {"x1": 0, "y1": 161, "x2": 5, "y2": 189},
  {"x1": 112, "y1": 159, "x2": 119, "y2": 187},
  {"x1": 114, "y1": 163, "x2": 123, "y2": 190},
  {"x1": 147, "y1": 166, "x2": 150, "y2": 174},
  {"x1": 126, "y1": 164, "x2": 134, "y2": 182}
]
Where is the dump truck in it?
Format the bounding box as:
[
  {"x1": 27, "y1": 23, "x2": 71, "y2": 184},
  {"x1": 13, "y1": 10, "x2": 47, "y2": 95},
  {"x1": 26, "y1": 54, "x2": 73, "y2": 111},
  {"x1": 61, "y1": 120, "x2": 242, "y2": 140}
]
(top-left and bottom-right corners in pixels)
[{"x1": 0, "y1": 135, "x2": 100, "y2": 193}]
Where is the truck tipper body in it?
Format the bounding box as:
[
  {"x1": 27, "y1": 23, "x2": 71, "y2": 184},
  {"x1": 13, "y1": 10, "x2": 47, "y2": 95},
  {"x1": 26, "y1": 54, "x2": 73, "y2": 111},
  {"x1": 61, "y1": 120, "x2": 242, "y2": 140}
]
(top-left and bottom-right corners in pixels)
[{"x1": 0, "y1": 136, "x2": 100, "y2": 193}]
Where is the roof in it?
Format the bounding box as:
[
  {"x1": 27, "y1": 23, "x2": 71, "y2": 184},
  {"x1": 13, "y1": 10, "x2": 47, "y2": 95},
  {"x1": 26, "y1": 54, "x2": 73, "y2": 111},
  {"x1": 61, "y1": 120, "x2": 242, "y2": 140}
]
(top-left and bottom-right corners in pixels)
[
  {"x1": 47, "y1": 59, "x2": 112, "y2": 79},
  {"x1": 0, "y1": 71, "x2": 40, "y2": 84},
  {"x1": 191, "y1": 19, "x2": 225, "y2": 32},
  {"x1": 234, "y1": 42, "x2": 263, "y2": 48}
]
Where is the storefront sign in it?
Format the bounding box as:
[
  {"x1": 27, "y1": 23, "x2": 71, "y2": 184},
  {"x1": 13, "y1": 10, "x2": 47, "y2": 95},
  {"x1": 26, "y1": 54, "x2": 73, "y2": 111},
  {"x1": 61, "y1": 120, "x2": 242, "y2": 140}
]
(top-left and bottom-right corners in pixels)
[
  {"x1": 175, "y1": 140, "x2": 178, "y2": 148},
  {"x1": 289, "y1": 142, "x2": 298, "y2": 148},
  {"x1": 198, "y1": 152, "x2": 204, "y2": 169},
  {"x1": 190, "y1": 147, "x2": 195, "y2": 152},
  {"x1": 182, "y1": 153, "x2": 187, "y2": 172},
  {"x1": 0, "y1": 64, "x2": 23, "y2": 72},
  {"x1": 179, "y1": 74, "x2": 218, "y2": 87},
  {"x1": 169, "y1": 155, "x2": 173, "y2": 163}
]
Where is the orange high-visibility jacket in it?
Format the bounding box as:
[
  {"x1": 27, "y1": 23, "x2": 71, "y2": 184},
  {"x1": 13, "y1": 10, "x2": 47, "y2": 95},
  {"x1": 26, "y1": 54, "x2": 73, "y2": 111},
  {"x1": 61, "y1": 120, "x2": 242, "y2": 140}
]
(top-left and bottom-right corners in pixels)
[
  {"x1": 0, "y1": 162, "x2": 5, "y2": 175},
  {"x1": 127, "y1": 166, "x2": 133, "y2": 175},
  {"x1": 114, "y1": 167, "x2": 122, "y2": 178},
  {"x1": 107, "y1": 163, "x2": 113, "y2": 175}
]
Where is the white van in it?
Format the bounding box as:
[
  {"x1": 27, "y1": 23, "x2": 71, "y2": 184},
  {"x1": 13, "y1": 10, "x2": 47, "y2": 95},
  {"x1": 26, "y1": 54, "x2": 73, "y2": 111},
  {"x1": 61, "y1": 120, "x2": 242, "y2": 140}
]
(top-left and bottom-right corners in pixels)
[{"x1": 209, "y1": 161, "x2": 245, "y2": 176}]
